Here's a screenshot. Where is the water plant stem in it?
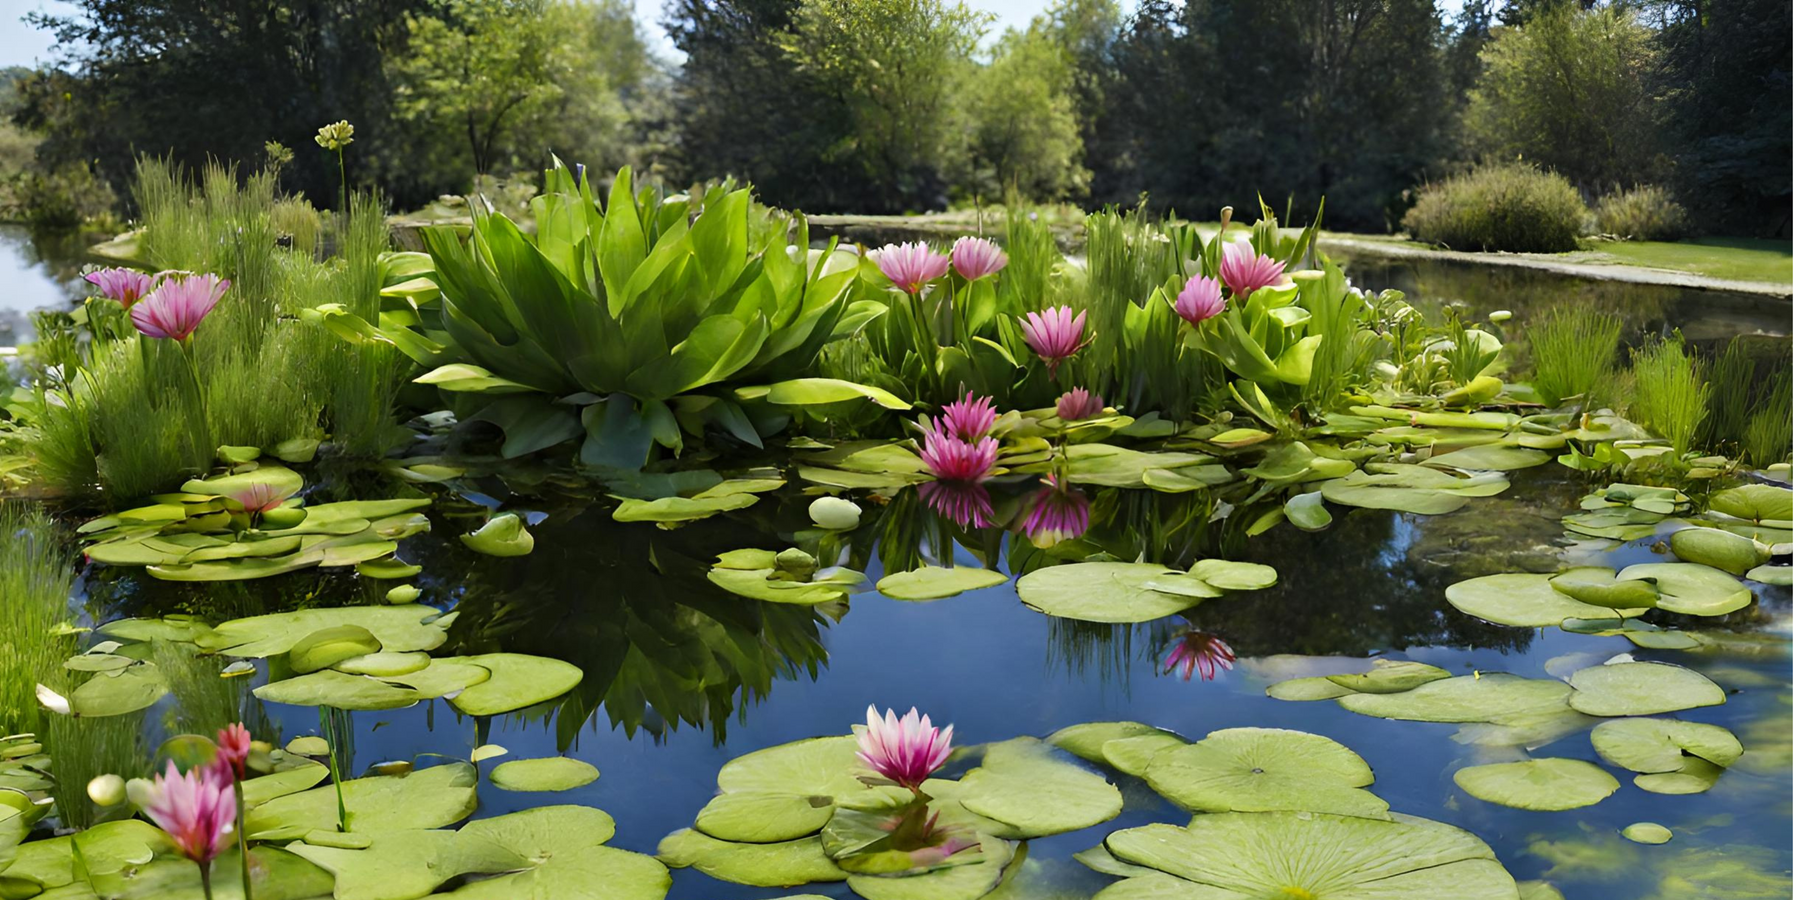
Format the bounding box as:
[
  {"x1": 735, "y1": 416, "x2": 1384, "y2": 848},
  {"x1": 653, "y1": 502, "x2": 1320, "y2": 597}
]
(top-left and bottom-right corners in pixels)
[
  {"x1": 319, "y1": 706, "x2": 348, "y2": 831},
  {"x1": 198, "y1": 861, "x2": 214, "y2": 900},
  {"x1": 234, "y1": 780, "x2": 251, "y2": 899}
]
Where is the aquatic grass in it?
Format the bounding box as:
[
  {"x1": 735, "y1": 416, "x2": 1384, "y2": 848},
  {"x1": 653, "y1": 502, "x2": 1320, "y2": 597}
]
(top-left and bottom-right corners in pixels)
[
  {"x1": 1525, "y1": 304, "x2": 1622, "y2": 409},
  {"x1": 46, "y1": 713, "x2": 147, "y2": 831},
  {"x1": 1743, "y1": 370, "x2": 1792, "y2": 468},
  {"x1": 1629, "y1": 334, "x2": 1711, "y2": 456},
  {"x1": 1076, "y1": 208, "x2": 1166, "y2": 403},
  {"x1": 323, "y1": 192, "x2": 410, "y2": 455},
  {"x1": 0, "y1": 504, "x2": 75, "y2": 736},
  {"x1": 1700, "y1": 337, "x2": 1757, "y2": 454}
]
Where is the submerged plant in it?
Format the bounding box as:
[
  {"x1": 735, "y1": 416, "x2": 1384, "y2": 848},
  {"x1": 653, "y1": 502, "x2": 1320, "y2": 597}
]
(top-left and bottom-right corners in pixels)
[{"x1": 853, "y1": 705, "x2": 954, "y2": 793}]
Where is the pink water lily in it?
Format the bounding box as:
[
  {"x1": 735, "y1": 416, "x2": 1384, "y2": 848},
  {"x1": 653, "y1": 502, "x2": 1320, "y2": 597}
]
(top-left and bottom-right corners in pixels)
[
  {"x1": 854, "y1": 705, "x2": 954, "y2": 792},
  {"x1": 1175, "y1": 273, "x2": 1225, "y2": 324},
  {"x1": 213, "y1": 724, "x2": 251, "y2": 781},
  {"x1": 920, "y1": 429, "x2": 997, "y2": 483},
  {"x1": 227, "y1": 481, "x2": 297, "y2": 515},
  {"x1": 84, "y1": 268, "x2": 156, "y2": 307},
  {"x1": 1021, "y1": 475, "x2": 1089, "y2": 547},
  {"x1": 142, "y1": 760, "x2": 236, "y2": 866},
  {"x1": 875, "y1": 242, "x2": 950, "y2": 295},
  {"x1": 1019, "y1": 306, "x2": 1089, "y2": 377},
  {"x1": 1055, "y1": 388, "x2": 1103, "y2": 421},
  {"x1": 920, "y1": 480, "x2": 994, "y2": 529},
  {"x1": 1218, "y1": 240, "x2": 1289, "y2": 299},
  {"x1": 950, "y1": 236, "x2": 1007, "y2": 280},
  {"x1": 938, "y1": 392, "x2": 997, "y2": 441},
  {"x1": 1162, "y1": 630, "x2": 1236, "y2": 681},
  {"x1": 131, "y1": 273, "x2": 229, "y2": 343}
]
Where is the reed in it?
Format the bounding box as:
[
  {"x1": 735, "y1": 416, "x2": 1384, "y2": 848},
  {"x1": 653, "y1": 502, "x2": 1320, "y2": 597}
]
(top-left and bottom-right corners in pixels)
[
  {"x1": 0, "y1": 504, "x2": 75, "y2": 736},
  {"x1": 1743, "y1": 370, "x2": 1793, "y2": 468},
  {"x1": 1525, "y1": 304, "x2": 1622, "y2": 409},
  {"x1": 1629, "y1": 334, "x2": 1711, "y2": 455}
]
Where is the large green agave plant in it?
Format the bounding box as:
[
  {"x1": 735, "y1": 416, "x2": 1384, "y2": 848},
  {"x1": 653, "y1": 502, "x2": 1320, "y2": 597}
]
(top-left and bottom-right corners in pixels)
[{"x1": 407, "y1": 162, "x2": 898, "y2": 468}]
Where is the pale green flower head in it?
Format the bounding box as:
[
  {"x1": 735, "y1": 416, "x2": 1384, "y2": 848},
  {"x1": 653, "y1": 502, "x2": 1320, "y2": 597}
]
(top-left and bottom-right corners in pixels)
[{"x1": 315, "y1": 120, "x2": 355, "y2": 151}]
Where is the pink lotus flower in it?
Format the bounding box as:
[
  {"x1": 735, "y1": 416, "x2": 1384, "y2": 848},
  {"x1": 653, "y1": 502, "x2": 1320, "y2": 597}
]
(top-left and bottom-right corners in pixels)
[
  {"x1": 1162, "y1": 630, "x2": 1236, "y2": 681},
  {"x1": 141, "y1": 761, "x2": 236, "y2": 866},
  {"x1": 1019, "y1": 306, "x2": 1089, "y2": 377},
  {"x1": 1175, "y1": 274, "x2": 1225, "y2": 324},
  {"x1": 920, "y1": 480, "x2": 994, "y2": 529},
  {"x1": 84, "y1": 268, "x2": 156, "y2": 307},
  {"x1": 854, "y1": 705, "x2": 954, "y2": 792},
  {"x1": 875, "y1": 242, "x2": 950, "y2": 295},
  {"x1": 1218, "y1": 240, "x2": 1288, "y2": 299},
  {"x1": 919, "y1": 429, "x2": 997, "y2": 483},
  {"x1": 131, "y1": 273, "x2": 229, "y2": 343},
  {"x1": 213, "y1": 724, "x2": 251, "y2": 781},
  {"x1": 1021, "y1": 475, "x2": 1089, "y2": 546},
  {"x1": 1055, "y1": 388, "x2": 1103, "y2": 421},
  {"x1": 950, "y1": 236, "x2": 1007, "y2": 280},
  {"x1": 937, "y1": 392, "x2": 997, "y2": 441}
]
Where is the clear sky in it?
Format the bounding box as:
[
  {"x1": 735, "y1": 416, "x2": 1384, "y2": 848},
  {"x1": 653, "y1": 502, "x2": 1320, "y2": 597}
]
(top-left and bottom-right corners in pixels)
[{"x1": 0, "y1": 0, "x2": 70, "y2": 68}]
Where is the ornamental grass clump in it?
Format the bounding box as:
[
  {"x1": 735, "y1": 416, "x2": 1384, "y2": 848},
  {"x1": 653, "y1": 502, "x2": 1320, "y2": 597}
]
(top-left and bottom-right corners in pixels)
[
  {"x1": 1595, "y1": 185, "x2": 1690, "y2": 241},
  {"x1": 1525, "y1": 303, "x2": 1622, "y2": 409},
  {"x1": 1402, "y1": 162, "x2": 1586, "y2": 253},
  {"x1": 1628, "y1": 334, "x2": 1711, "y2": 456}
]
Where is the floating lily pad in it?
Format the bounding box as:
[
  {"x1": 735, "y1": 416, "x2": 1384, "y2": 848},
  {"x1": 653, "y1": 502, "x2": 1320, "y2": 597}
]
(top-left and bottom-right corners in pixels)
[
  {"x1": 461, "y1": 513, "x2": 534, "y2": 557},
  {"x1": 1427, "y1": 445, "x2": 1552, "y2": 471},
  {"x1": 1061, "y1": 444, "x2": 1215, "y2": 488},
  {"x1": 334, "y1": 651, "x2": 432, "y2": 678},
  {"x1": 696, "y1": 736, "x2": 887, "y2": 844},
  {"x1": 1099, "y1": 733, "x2": 1190, "y2": 778},
  {"x1": 290, "y1": 625, "x2": 382, "y2": 674},
  {"x1": 657, "y1": 829, "x2": 847, "y2": 887},
  {"x1": 489, "y1": 757, "x2": 599, "y2": 792},
  {"x1": 1320, "y1": 464, "x2": 1509, "y2": 515},
  {"x1": 709, "y1": 550, "x2": 861, "y2": 606},
  {"x1": 954, "y1": 738, "x2": 1121, "y2": 838},
  {"x1": 1141, "y1": 727, "x2": 1388, "y2": 819},
  {"x1": 1567, "y1": 662, "x2": 1726, "y2": 717},
  {"x1": 1453, "y1": 759, "x2": 1619, "y2": 810},
  {"x1": 845, "y1": 834, "x2": 1013, "y2": 900},
  {"x1": 877, "y1": 567, "x2": 1008, "y2": 601},
  {"x1": 1562, "y1": 507, "x2": 1666, "y2": 541},
  {"x1": 1446, "y1": 573, "x2": 1646, "y2": 627},
  {"x1": 1284, "y1": 491, "x2": 1332, "y2": 531},
  {"x1": 1018, "y1": 562, "x2": 1232, "y2": 623},
  {"x1": 1186, "y1": 559, "x2": 1278, "y2": 591},
  {"x1": 1266, "y1": 676, "x2": 1356, "y2": 702},
  {"x1": 1589, "y1": 718, "x2": 1743, "y2": 773},
  {"x1": 245, "y1": 761, "x2": 479, "y2": 840},
  {"x1": 1616, "y1": 563, "x2": 1754, "y2": 617},
  {"x1": 68, "y1": 663, "x2": 169, "y2": 717},
  {"x1": 1622, "y1": 822, "x2": 1672, "y2": 845},
  {"x1": 1708, "y1": 484, "x2": 1791, "y2": 524},
  {"x1": 1549, "y1": 567, "x2": 1662, "y2": 610},
  {"x1": 1670, "y1": 528, "x2": 1770, "y2": 576},
  {"x1": 289, "y1": 828, "x2": 524, "y2": 900},
  {"x1": 1325, "y1": 659, "x2": 1452, "y2": 694},
  {"x1": 1746, "y1": 564, "x2": 1791, "y2": 585},
  {"x1": 1633, "y1": 757, "x2": 1725, "y2": 794},
  {"x1": 1557, "y1": 617, "x2": 1703, "y2": 650},
  {"x1": 1045, "y1": 722, "x2": 1174, "y2": 766},
  {"x1": 1103, "y1": 812, "x2": 1518, "y2": 900},
  {"x1": 612, "y1": 478, "x2": 784, "y2": 525},
  {"x1": 448, "y1": 653, "x2": 583, "y2": 716},
  {"x1": 1337, "y1": 674, "x2": 1573, "y2": 724},
  {"x1": 204, "y1": 606, "x2": 448, "y2": 657},
  {"x1": 254, "y1": 670, "x2": 425, "y2": 711}
]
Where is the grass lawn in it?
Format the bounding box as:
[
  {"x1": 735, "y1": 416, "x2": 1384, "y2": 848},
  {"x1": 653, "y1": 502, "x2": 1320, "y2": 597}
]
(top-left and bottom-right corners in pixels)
[{"x1": 1573, "y1": 236, "x2": 1793, "y2": 284}]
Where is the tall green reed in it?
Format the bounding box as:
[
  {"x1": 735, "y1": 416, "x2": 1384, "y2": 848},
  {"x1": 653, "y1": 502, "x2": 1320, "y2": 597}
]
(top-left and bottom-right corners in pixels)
[
  {"x1": 1629, "y1": 334, "x2": 1711, "y2": 455},
  {"x1": 1743, "y1": 370, "x2": 1792, "y2": 468},
  {"x1": 1525, "y1": 304, "x2": 1622, "y2": 409},
  {"x1": 0, "y1": 504, "x2": 75, "y2": 736}
]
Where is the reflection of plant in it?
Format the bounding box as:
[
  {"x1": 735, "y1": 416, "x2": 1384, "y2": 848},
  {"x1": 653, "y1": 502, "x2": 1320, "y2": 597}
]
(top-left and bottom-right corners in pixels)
[{"x1": 1161, "y1": 629, "x2": 1236, "y2": 681}]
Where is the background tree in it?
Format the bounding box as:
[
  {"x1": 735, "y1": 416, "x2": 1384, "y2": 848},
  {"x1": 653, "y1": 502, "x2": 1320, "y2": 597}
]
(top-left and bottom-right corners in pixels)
[{"x1": 954, "y1": 24, "x2": 1090, "y2": 202}]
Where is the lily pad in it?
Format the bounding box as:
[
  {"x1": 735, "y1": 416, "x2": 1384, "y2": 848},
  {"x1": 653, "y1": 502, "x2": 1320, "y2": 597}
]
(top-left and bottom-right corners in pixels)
[
  {"x1": 657, "y1": 829, "x2": 847, "y2": 887},
  {"x1": 1567, "y1": 662, "x2": 1726, "y2": 717},
  {"x1": 1186, "y1": 559, "x2": 1277, "y2": 591},
  {"x1": 245, "y1": 761, "x2": 480, "y2": 840},
  {"x1": 290, "y1": 625, "x2": 383, "y2": 674},
  {"x1": 1633, "y1": 757, "x2": 1725, "y2": 794},
  {"x1": 1617, "y1": 562, "x2": 1755, "y2": 617},
  {"x1": 448, "y1": 653, "x2": 584, "y2": 716},
  {"x1": 1589, "y1": 718, "x2": 1743, "y2": 773},
  {"x1": 696, "y1": 736, "x2": 888, "y2": 844},
  {"x1": 1103, "y1": 812, "x2": 1518, "y2": 900},
  {"x1": 1337, "y1": 674, "x2": 1573, "y2": 724},
  {"x1": 1549, "y1": 567, "x2": 1662, "y2": 610},
  {"x1": 1324, "y1": 659, "x2": 1452, "y2": 694},
  {"x1": 1099, "y1": 733, "x2": 1190, "y2": 778},
  {"x1": 68, "y1": 664, "x2": 169, "y2": 717},
  {"x1": 1017, "y1": 562, "x2": 1205, "y2": 623},
  {"x1": 1446, "y1": 573, "x2": 1646, "y2": 627},
  {"x1": 1045, "y1": 722, "x2": 1175, "y2": 766},
  {"x1": 1427, "y1": 444, "x2": 1551, "y2": 471},
  {"x1": 335, "y1": 651, "x2": 432, "y2": 678},
  {"x1": 1708, "y1": 484, "x2": 1791, "y2": 523},
  {"x1": 489, "y1": 757, "x2": 599, "y2": 792},
  {"x1": 1622, "y1": 822, "x2": 1672, "y2": 845},
  {"x1": 954, "y1": 738, "x2": 1121, "y2": 838},
  {"x1": 1669, "y1": 528, "x2": 1770, "y2": 576},
  {"x1": 204, "y1": 606, "x2": 448, "y2": 658},
  {"x1": 1746, "y1": 564, "x2": 1791, "y2": 586},
  {"x1": 1453, "y1": 759, "x2": 1619, "y2": 811},
  {"x1": 1141, "y1": 727, "x2": 1388, "y2": 819},
  {"x1": 254, "y1": 670, "x2": 425, "y2": 711},
  {"x1": 876, "y1": 567, "x2": 1008, "y2": 601},
  {"x1": 460, "y1": 512, "x2": 534, "y2": 557},
  {"x1": 845, "y1": 834, "x2": 1014, "y2": 900},
  {"x1": 1320, "y1": 464, "x2": 1509, "y2": 515},
  {"x1": 1266, "y1": 677, "x2": 1356, "y2": 702}
]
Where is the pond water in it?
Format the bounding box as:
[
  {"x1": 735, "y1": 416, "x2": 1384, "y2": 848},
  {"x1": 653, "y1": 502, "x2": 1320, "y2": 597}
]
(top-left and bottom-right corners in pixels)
[
  {"x1": 0, "y1": 224, "x2": 92, "y2": 345},
  {"x1": 25, "y1": 224, "x2": 1798, "y2": 899}
]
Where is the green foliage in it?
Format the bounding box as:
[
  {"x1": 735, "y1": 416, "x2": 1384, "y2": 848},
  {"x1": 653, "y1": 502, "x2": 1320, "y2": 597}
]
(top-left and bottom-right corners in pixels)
[
  {"x1": 1628, "y1": 334, "x2": 1710, "y2": 456},
  {"x1": 46, "y1": 714, "x2": 146, "y2": 831},
  {"x1": 1595, "y1": 185, "x2": 1690, "y2": 241},
  {"x1": 1703, "y1": 337, "x2": 1792, "y2": 466},
  {"x1": 1402, "y1": 163, "x2": 1586, "y2": 253},
  {"x1": 1525, "y1": 304, "x2": 1621, "y2": 409},
  {"x1": 1462, "y1": 2, "x2": 1664, "y2": 193},
  {"x1": 1742, "y1": 372, "x2": 1792, "y2": 469},
  {"x1": 0, "y1": 504, "x2": 74, "y2": 736},
  {"x1": 955, "y1": 25, "x2": 1090, "y2": 201}
]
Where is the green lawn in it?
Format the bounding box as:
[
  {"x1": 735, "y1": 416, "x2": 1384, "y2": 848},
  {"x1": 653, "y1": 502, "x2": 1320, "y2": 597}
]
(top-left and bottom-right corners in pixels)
[{"x1": 1573, "y1": 236, "x2": 1793, "y2": 284}]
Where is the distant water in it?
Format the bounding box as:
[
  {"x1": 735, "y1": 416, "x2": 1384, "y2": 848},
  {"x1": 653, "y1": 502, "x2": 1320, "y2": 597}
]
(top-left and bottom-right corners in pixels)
[{"x1": 0, "y1": 223, "x2": 90, "y2": 344}]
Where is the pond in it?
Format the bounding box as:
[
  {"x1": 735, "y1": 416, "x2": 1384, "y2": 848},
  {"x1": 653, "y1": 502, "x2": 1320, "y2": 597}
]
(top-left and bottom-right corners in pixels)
[{"x1": 16, "y1": 221, "x2": 1796, "y2": 900}]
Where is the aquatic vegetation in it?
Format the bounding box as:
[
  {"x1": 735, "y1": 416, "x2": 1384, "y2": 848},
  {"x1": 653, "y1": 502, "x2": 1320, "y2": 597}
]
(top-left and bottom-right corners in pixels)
[
  {"x1": 1161, "y1": 630, "x2": 1235, "y2": 681},
  {"x1": 950, "y1": 236, "x2": 1007, "y2": 281},
  {"x1": 1053, "y1": 387, "x2": 1103, "y2": 421},
  {"x1": 459, "y1": 512, "x2": 535, "y2": 556},
  {"x1": 1172, "y1": 273, "x2": 1224, "y2": 324},
  {"x1": 876, "y1": 241, "x2": 951, "y2": 294},
  {"x1": 1454, "y1": 758, "x2": 1619, "y2": 811},
  {"x1": 1217, "y1": 238, "x2": 1290, "y2": 299},
  {"x1": 853, "y1": 706, "x2": 954, "y2": 793},
  {"x1": 920, "y1": 430, "x2": 1000, "y2": 483},
  {"x1": 938, "y1": 392, "x2": 998, "y2": 441},
  {"x1": 876, "y1": 565, "x2": 1008, "y2": 601},
  {"x1": 809, "y1": 495, "x2": 863, "y2": 530},
  {"x1": 129, "y1": 272, "x2": 229, "y2": 343},
  {"x1": 1016, "y1": 559, "x2": 1276, "y2": 623},
  {"x1": 1020, "y1": 475, "x2": 1090, "y2": 547},
  {"x1": 140, "y1": 760, "x2": 237, "y2": 893},
  {"x1": 83, "y1": 267, "x2": 154, "y2": 306},
  {"x1": 0, "y1": 505, "x2": 75, "y2": 736},
  {"x1": 1629, "y1": 334, "x2": 1712, "y2": 456},
  {"x1": 1018, "y1": 305, "x2": 1089, "y2": 376}
]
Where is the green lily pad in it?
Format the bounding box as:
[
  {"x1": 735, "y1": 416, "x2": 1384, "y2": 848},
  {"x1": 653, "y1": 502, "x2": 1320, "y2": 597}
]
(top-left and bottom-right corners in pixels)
[
  {"x1": 383, "y1": 658, "x2": 493, "y2": 699},
  {"x1": 1284, "y1": 491, "x2": 1333, "y2": 531},
  {"x1": 1103, "y1": 812, "x2": 1518, "y2": 900},
  {"x1": 1016, "y1": 562, "x2": 1204, "y2": 623},
  {"x1": 1633, "y1": 757, "x2": 1725, "y2": 794},
  {"x1": 1670, "y1": 528, "x2": 1770, "y2": 576},
  {"x1": 1708, "y1": 484, "x2": 1792, "y2": 523},
  {"x1": 1427, "y1": 445, "x2": 1551, "y2": 471},
  {"x1": 447, "y1": 845, "x2": 669, "y2": 899},
  {"x1": 1267, "y1": 677, "x2": 1357, "y2": 702},
  {"x1": 1186, "y1": 559, "x2": 1277, "y2": 591},
  {"x1": 461, "y1": 513, "x2": 534, "y2": 557},
  {"x1": 709, "y1": 550, "x2": 860, "y2": 606},
  {"x1": 1061, "y1": 444, "x2": 1214, "y2": 488},
  {"x1": 1589, "y1": 718, "x2": 1743, "y2": 772},
  {"x1": 1337, "y1": 674, "x2": 1574, "y2": 724},
  {"x1": 289, "y1": 829, "x2": 524, "y2": 900},
  {"x1": 1099, "y1": 733, "x2": 1190, "y2": 777},
  {"x1": 448, "y1": 653, "x2": 583, "y2": 716},
  {"x1": 1453, "y1": 758, "x2": 1619, "y2": 810},
  {"x1": 1324, "y1": 659, "x2": 1452, "y2": 694},
  {"x1": 1549, "y1": 567, "x2": 1662, "y2": 610},
  {"x1": 1141, "y1": 727, "x2": 1388, "y2": 819},
  {"x1": 203, "y1": 606, "x2": 448, "y2": 657},
  {"x1": 1045, "y1": 722, "x2": 1174, "y2": 765},
  {"x1": 954, "y1": 738, "x2": 1122, "y2": 838},
  {"x1": 489, "y1": 757, "x2": 599, "y2": 792},
  {"x1": 1445, "y1": 573, "x2": 1646, "y2": 627},
  {"x1": 334, "y1": 651, "x2": 432, "y2": 678},
  {"x1": 696, "y1": 736, "x2": 889, "y2": 844},
  {"x1": 1567, "y1": 662, "x2": 1726, "y2": 716},
  {"x1": 1746, "y1": 564, "x2": 1791, "y2": 585},
  {"x1": 68, "y1": 663, "x2": 169, "y2": 717},
  {"x1": 845, "y1": 834, "x2": 1014, "y2": 900},
  {"x1": 253, "y1": 670, "x2": 425, "y2": 711},
  {"x1": 1320, "y1": 464, "x2": 1509, "y2": 515},
  {"x1": 657, "y1": 829, "x2": 847, "y2": 887},
  {"x1": 245, "y1": 761, "x2": 479, "y2": 840},
  {"x1": 612, "y1": 478, "x2": 783, "y2": 524},
  {"x1": 356, "y1": 558, "x2": 422, "y2": 579},
  {"x1": 289, "y1": 625, "x2": 382, "y2": 674},
  {"x1": 1622, "y1": 822, "x2": 1672, "y2": 845},
  {"x1": 1617, "y1": 563, "x2": 1754, "y2": 618},
  {"x1": 1562, "y1": 507, "x2": 1666, "y2": 541},
  {"x1": 877, "y1": 567, "x2": 1008, "y2": 601},
  {"x1": 88, "y1": 846, "x2": 334, "y2": 900}
]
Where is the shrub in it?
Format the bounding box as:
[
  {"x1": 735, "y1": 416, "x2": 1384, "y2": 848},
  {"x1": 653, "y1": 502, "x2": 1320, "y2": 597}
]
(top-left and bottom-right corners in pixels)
[
  {"x1": 1525, "y1": 304, "x2": 1621, "y2": 409},
  {"x1": 1402, "y1": 163, "x2": 1586, "y2": 253},
  {"x1": 1594, "y1": 185, "x2": 1690, "y2": 241}
]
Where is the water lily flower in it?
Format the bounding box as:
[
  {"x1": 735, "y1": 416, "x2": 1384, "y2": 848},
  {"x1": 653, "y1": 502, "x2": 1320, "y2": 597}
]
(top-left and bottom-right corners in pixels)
[
  {"x1": 227, "y1": 481, "x2": 297, "y2": 516},
  {"x1": 83, "y1": 268, "x2": 156, "y2": 307},
  {"x1": 214, "y1": 724, "x2": 251, "y2": 781},
  {"x1": 919, "y1": 429, "x2": 998, "y2": 483},
  {"x1": 1019, "y1": 306, "x2": 1090, "y2": 377},
  {"x1": 1021, "y1": 475, "x2": 1089, "y2": 547},
  {"x1": 919, "y1": 480, "x2": 994, "y2": 529},
  {"x1": 314, "y1": 120, "x2": 355, "y2": 151},
  {"x1": 1055, "y1": 388, "x2": 1104, "y2": 421},
  {"x1": 853, "y1": 705, "x2": 954, "y2": 793},
  {"x1": 950, "y1": 236, "x2": 1007, "y2": 280},
  {"x1": 141, "y1": 760, "x2": 236, "y2": 876},
  {"x1": 875, "y1": 242, "x2": 950, "y2": 295},
  {"x1": 131, "y1": 273, "x2": 229, "y2": 343},
  {"x1": 1174, "y1": 273, "x2": 1225, "y2": 324},
  {"x1": 938, "y1": 392, "x2": 997, "y2": 441},
  {"x1": 1162, "y1": 630, "x2": 1236, "y2": 681},
  {"x1": 1218, "y1": 240, "x2": 1289, "y2": 299}
]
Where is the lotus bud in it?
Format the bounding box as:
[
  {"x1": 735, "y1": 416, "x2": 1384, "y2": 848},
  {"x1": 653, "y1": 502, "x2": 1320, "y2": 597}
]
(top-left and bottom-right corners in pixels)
[
  {"x1": 1488, "y1": 309, "x2": 1513, "y2": 323},
  {"x1": 775, "y1": 548, "x2": 818, "y2": 577},
  {"x1": 88, "y1": 774, "x2": 126, "y2": 807},
  {"x1": 261, "y1": 506, "x2": 307, "y2": 529},
  {"x1": 809, "y1": 497, "x2": 862, "y2": 531},
  {"x1": 125, "y1": 777, "x2": 158, "y2": 809}
]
